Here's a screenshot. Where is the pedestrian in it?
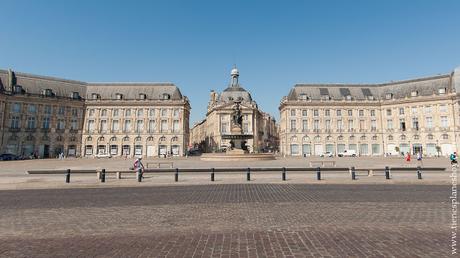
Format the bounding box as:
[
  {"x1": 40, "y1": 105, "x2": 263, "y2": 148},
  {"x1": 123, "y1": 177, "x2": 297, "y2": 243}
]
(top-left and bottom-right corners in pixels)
[
  {"x1": 405, "y1": 152, "x2": 411, "y2": 162},
  {"x1": 450, "y1": 152, "x2": 457, "y2": 166},
  {"x1": 417, "y1": 152, "x2": 423, "y2": 166},
  {"x1": 133, "y1": 157, "x2": 145, "y2": 178}
]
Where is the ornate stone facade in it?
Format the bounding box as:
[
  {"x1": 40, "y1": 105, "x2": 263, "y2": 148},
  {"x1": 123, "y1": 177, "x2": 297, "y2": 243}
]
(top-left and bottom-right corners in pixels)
[
  {"x1": 0, "y1": 69, "x2": 190, "y2": 158},
  {"x1": 279, "y1": 67, "x2": 460, "y2": 157},
  {"x1": 190, "y1": 68, "x2": 278, "y2": 153}
]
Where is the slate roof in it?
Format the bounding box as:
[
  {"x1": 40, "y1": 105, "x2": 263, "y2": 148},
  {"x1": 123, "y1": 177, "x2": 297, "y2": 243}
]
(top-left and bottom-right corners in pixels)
[
  {"x1": 287, "y1": 74, "x2": 453, "y2": 101},
  {"x1": 218, "y1": 84, "x2": 253, "y2": 103}
]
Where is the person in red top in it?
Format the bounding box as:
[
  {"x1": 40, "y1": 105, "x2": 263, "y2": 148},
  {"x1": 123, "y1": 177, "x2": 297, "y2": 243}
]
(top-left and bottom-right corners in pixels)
[{"x1": 405, "y1": 152, "x2": 411, "y2": 162}]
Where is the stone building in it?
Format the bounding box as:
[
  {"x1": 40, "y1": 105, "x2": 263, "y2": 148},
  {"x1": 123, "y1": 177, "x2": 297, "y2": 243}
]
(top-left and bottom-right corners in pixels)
[
  {"x1": 279, "y1": 67, "x2": 460, "y2": 157},
  {"x1": 190, "y1": 68, "x2": 278, "y2": 153},
  {"x1": 0, "y1": 69, "x2": 190, "y2": 158},
  {"x1": 82, "y1": 83, "x2": 190, "y2": 157}
]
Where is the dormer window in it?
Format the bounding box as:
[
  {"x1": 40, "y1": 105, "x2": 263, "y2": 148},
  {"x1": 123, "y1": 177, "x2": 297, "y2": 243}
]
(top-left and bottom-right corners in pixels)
[
  {"x1": 346, "y1": 95, "x2": 352, "y2": 100},
  {"x1": 385, "y1": 93, "x2": 393, "y2": 100},
  {"x1": 115, "y1": 93, "x2": 123, "y2": 100},
  {"x1": 71, "y1": 92, "x2": 80, "y2": 99},
  {"x1": 91, "y1": 93, "x2": 100, "y2": 100},
  {"x1": 322, "y1": 95, "x2": 331, "y2": 101},
  {"x1": 43, "y1": 89, "x2": 54, "y2": 97},
  {"x1": 139, "y1": 93, "x2": 146, "y2": 100},
  {"x1": 299, "y1": 94, "x2": 308, "y2": 100},
  {"x1": 367, "y1": 95, "x2": 374, "y2": 100},
  {"x1": 411, "y1": 91, "x2": 418, "y2": 97},
  {"x1": 13, "y1": 85, "x2": 23, "y2": 94},
  {"x1": 162, "y1": 93, "x2": 171, "y2": 100},
  {"x1": 438, "y1": 88, "x2": 446, "y2": 94},
  {"x1": 228, "y1": 97, "x2": 233, "y2": 101}
]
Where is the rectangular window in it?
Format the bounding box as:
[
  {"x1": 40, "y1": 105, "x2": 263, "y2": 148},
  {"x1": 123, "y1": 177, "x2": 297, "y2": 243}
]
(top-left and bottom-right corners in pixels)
[
  {"x1": 173, "y1": 120, "x2": 180, "y2": 132},
  {"x1": 371, "y1": 119, "x2": 377, "y2": 131},
  {"x1": 290, "y1": 119, "x2": 296, "y2": 131},
  {"x1": 387, "y1": 119, "x2": 393, "y2": 129},
  {"x1": 57, "y1": 119, "x2": 65, "y2": 130},
  {"x1": 100, "y1": 120, "x2": 107, "y2": 132},
  {"x1": 325, "y1": 109, "x2": 330, "y2": 116},
  {"x1": 386, "y1": 109, "x2": 392, "y2": 116},
  {"x1": 336, "y1": 109, "x2": 342, "y2": 116},
  {"x1": 411, "y1": 107, "x2": 417, "y2": 114},
  {"x1": 348, "y1": 119, "x2": 354, "y2": 130},
  {"x1": 243, "y1": 122, "x2": 249, "y2": 133},
  {"x1": 221, "y1": 122, "x2": 228, "y2": 133},
  {"x1": 441, "y1": 116, "x2": 448, "y2": 128},
  {"x1": 45, "y1": 105, "x2": 52, "y2": 114},
  {"x1": 426, "y1": 117, "x2": 433, "y2": 128},
  {"x1": 89, "y1": 109, "x2": 95, "y2": 117},
  {"x1": 424, "y1": 106, "x2": 432, "y2": 113},
  {"x1": 113, "y1": 109, "x2": 119, "y2": 117},
  {"x1": 439, "y1": 105, "x2": 447, "y2": 113},
  {"x1": 399, "y1": 108, "x2": 404, "y2": 115},
  {"x1": 358, "y1": 110, "x2": 364, "y2": 117},
  {"x1": 160, "y1": 119, "x2": 168, "y2": 132},
  {"x1": 325, "y1": 119, "x2": 331, "y2": 130},
  {"x1": 12, "y1": 103, "x2": 21, "y2": 113},
  {"x1": 313, "y1": 119, "x2": 319, "y2": 130},
  {"x1": 112, "y1": 120, "x2": 119, "y2": 132},
  {"x1": 27, "y1": 117, "x2": 36, "y2": 129},
  {"x1": 42, "y1": 117, "x2": 50, "y2": 129},
  {"x1": 359, "y1": 119, "x2": 365, "y2": 131},
  {"x1": 58, "y1": 106, "x2": 65, "y2": 115},
  {"x1": 400, "y1": 119, "x2": 406, "y2": 131},
  {"x1": 136, "y1": 120, "x2": 144, "y2": 133},
  {"x1": 11, "y1": 116, "x2": 20, "y2": 128},
  {"x1": 137, "y1": 109, "x2": 144, "y2": 117},
  {"x1": 302, "y1": 120, "x2": 308, "y2": 131},
  {"x1": 70, "y1": 119, "x2": 78, "y2": 130},
  {"x1": 290, "y1": 109, "x2": 296, "y2": 116},
  {"x1": 370, "y1": 110, "x2": 376, "y2": 117},
  {"x1": 28, "y1": 105, "x2": 37, "y2": 113},
  {"x1": 125, "y1": 109, "x2": 131, "y2": 117},
  {"x1": 412, "y1": 117, "x2": 419, "y2": 130},
  {"x1": 337, "y1": 119, "x2": 343, "y2": 130},
  {"x1": 348, "y1": 110, "x2": 353, "y2": 116},
  {"x1": 173, "y1": 109, "x2": 179, "y2": 117},
  {"x1": 302, "y1": 110, "x2": 307, "y2": 116},
  {"x1": 149, "y1": 109, "x2": 155, "y2": 117},
  {"x1": 88, "y1": 120, "x2": 95, "y2": 132},
  {"x1": 161, "y1": 109, "x2": 168, "y2": 117},
  {"x1": 313, "y1": 110, "x2": 319, "y2": 117},
  {"x1": 123, "y1": 120, "x2": 131, "y2": 132},
  {"x1": 149, "y1": 120, "x2": 156, "y2": 133}
]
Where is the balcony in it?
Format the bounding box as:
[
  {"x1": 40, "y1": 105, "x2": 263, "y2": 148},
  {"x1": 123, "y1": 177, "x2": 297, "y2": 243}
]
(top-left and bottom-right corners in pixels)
[
  {"x1": 290, "y1": 128, "x2": 297, "y2": 133},
  {"x1": 56, "y1": 128, "x2": 66, "y2": 133},
  {"x1": 313, "y1": 129, "x2": 320, "y2": 133},
  {"x1": 302, "y1": 129, "x2": 309, "y2": 133},
  {"x1": 41, "y1": 128, "x2": 51, "y2": 133},
  {"x1": 25, "y1": 128, "x2": 36, "y2": 132},
  {"x1": 69, "y1": 129, "x2": 79, "y2": 134},
  {"x1": 8, "y1": 128, "x2": 21, "y2": 132}
]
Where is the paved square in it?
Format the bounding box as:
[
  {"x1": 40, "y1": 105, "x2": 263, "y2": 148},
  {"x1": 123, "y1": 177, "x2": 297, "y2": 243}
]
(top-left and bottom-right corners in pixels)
[{"x1": 0, "y1": 183, "x2": 453, "y2": 257}]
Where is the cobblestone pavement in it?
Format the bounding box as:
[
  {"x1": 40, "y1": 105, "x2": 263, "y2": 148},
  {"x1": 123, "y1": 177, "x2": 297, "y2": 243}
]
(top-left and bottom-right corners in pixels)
[{"x1": 0, "y1": 184, "x2": 453, "y2": 257}]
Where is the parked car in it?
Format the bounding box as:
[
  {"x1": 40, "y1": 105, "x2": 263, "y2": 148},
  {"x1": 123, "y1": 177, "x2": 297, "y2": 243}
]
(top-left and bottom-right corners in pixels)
[
  {"x1": 187, "y1": 149, "x2": 202, "y2": 156},
  {"x1": 337, "y1": 149, "x2": 357, "y2": 157},
  {"x1": 0, "y1": 153, "x2": 20, "y2": 161},
  {"x1": 320, "y1": 151, "x2": 334, "y2": 157},
  {"x1": 94, "y1": 153, "x2": 112, "y2": 158}
]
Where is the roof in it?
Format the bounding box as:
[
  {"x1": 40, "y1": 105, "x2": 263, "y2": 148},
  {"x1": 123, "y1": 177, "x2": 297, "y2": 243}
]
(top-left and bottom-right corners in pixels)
[
  {"x1": 218, "y1": 84, "x2": 253, "y2": 103},
  {"x1": 287, "y1": 74, "x2": 453, "y2": 101}
]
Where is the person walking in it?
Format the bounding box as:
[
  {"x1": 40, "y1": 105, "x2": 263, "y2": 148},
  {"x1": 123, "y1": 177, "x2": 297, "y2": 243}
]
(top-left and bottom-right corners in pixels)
[
  {"x1": 417, "y1": 152, "x2": 423, "y2": 166},
  {"x1": 405, "y1": 152, "x2": 411, "y2": 162},
  {"x1": 133, "y1": 157, "x2": 145, "y2": 178},
  {"x1": 450, "y1": 152, "x2": 458, "y2": 166}
]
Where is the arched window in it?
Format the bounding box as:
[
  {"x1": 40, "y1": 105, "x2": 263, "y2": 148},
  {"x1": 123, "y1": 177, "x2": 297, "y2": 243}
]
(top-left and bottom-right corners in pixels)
[
  {"x1": 162, "y1": 93, "x2": 171, "y2": 100},
  {"x1": 290, "y1": 136, "x2": 298, "y2": 142},
  {"x1": 314, "y1": 136, "x2": 321, "y2": 142},
  {"x1": 413, "y1": 135, "x2": 420, "y2": 140},
  {"x1": 135, "y1": 136, "x2": 142, "y2": 142},
  {"x1": 98, "y1": 136, "x2": 105, "y2": 142},
  {"x1": 171, "y1": 136, "x2": 178, "y2": 142},
  {"x1": 442, "y1": 134, "x2": 449, "y2": 140},
  {"x1": 372, "y1": 135, "x2": 378, "y2": 141},
  {"x1": 56, "y1": 136, "x2": 63, "y2": 142},
  {"x1": 147, "y1": 136, "x2": 154, "y2": 141},
  {"x1": 338, "y1": 135, "x2": 344, "y2": 141},
  {"x1": 159, "y1": 136, "x2": 166, "y2": 142},
  {"x1": 427, "y1": 134, "x2": 434, "y2": 140},
  {"x1": 87, "y1": 136, "x2": 93, "y2": 142},
  {"x1": 110, "y1": 136, "x2": 117, "y2": 142},
  {"x1": 349, "y1": 135, "x2": 355, "y2": 141},
  {"x1": 123, "y1": 136, "x2": 130, "y2": 141},
  {"x1": 400, "y1": 135, "x2": 406, "y2": 140},
  {"x1": 360, "y1": 135, "x2": 366, "y2": 141},
  {"x1": 388, "y1": 135, "x2": 394, "y2": 141},
  {"x1": 302, "y1": 136, "x2": 310, "y2": 142},
  {"x1": 326, "y1": 135, "x2": 332, "y2": 141}
]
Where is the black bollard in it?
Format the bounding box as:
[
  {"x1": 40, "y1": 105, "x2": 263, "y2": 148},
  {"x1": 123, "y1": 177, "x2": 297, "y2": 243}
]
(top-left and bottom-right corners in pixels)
[
  {"x1": 211, "y1": 168, "x2": 215, "y2": 182},
  {"x1": 316, "y1": 167, "x2": 321, "y2": 180},
  {"x1": 385, "y1": 166, "x2": 390, "y2": 179},
  {"x1": 65, "y1": 169, "x2": 71, "y2": 183},
  {"x1": 137, "y1": 168, "x2": 142, "y2": 182},
  {"x1": 175, "y1": 168, "x2": 179, "y2": 182},
  {"x1": 247, "y1": 167, "x2": 251, "y2": 181},
  {"x1": 282, "y1": 167, "x2": 286, "y2": 181},
  {"x1": 351, "y1": 166, "x2": 356, "y2": 180},
  {"x1": 101, "y1": 169, "x2": 106, "y2": 183},
  {"x1": 417, "y1": 166, "x2": 422, "y2": 179}
]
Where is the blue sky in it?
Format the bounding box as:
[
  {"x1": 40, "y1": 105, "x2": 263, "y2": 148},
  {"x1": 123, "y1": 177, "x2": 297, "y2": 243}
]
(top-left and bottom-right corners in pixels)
[{"x1": 1, "y1": 0, "x2": 459, "y2": 123}]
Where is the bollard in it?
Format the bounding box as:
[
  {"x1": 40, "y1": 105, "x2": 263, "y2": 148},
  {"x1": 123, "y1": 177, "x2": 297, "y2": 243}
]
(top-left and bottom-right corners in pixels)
[
  {"x1": 65, "y1": 169, "x2": 71, "y2": 183},
  {"x1": 282, "y1": 167, "x2": 286, "y2": 181},
  {"x1": 101, "y1": 169, "x2": 106, "y2": 183},
  {"x1": 417, "y1": 166, "x2": 422, "y2": 179},
  {"x1": 385, "y1": 166, "x2": 390, "y2": 180},
  {"x1": 316, "y1": 167, "x2": 321, "y2": 180},
  {"x1": 175, "y1": 168, "x2": 179, "y2": 182},
  {"x1": 137, "y1": 168, "x2": 142, "y2": 182},
  {"x1": 247, "y1": 167, "x2": 251, "y2": 181},
  {"x1": 211, "y1": 168, "x2": 215, "y2": 182},
  {"x1": 351, "y1": 166, "x2": 356, "y2": 180}
]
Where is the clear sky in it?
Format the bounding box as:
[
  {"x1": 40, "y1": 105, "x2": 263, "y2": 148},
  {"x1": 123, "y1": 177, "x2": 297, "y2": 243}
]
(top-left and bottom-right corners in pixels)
[{"x1": 1, "y1": 0, "x2": 459, "y2": 123}]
